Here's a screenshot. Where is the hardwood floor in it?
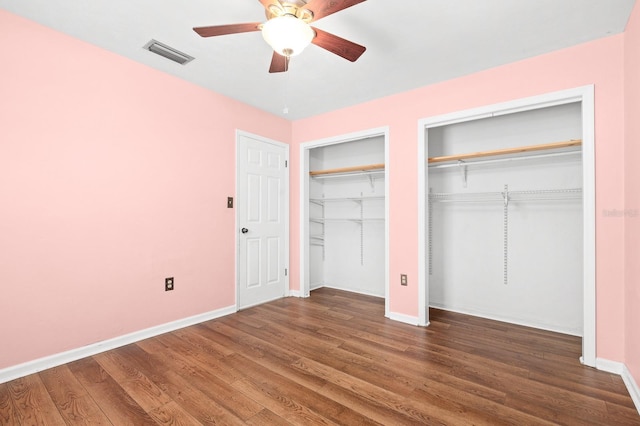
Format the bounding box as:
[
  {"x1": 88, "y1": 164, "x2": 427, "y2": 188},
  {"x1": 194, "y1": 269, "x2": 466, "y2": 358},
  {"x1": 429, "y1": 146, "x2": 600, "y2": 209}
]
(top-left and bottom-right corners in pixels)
[{"x1": 1, "y1": 287, "x2": 638, "y2": 425}]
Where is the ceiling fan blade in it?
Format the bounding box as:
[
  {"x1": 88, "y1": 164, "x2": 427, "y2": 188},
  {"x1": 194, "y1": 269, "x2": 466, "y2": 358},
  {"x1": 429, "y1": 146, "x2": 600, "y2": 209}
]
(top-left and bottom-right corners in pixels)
[
  {"x1": 302, "y1": 0, "x2": 367, "y2": 22},
  {"x1": 193, "y1": 23, "x2": 261, "y2": 37},
  {"x1": 269, "y1": 52, "x2": 289, "y2": 73},
  {"x1": 311, "y1": 27, "x2": 366, "y2": 62}
]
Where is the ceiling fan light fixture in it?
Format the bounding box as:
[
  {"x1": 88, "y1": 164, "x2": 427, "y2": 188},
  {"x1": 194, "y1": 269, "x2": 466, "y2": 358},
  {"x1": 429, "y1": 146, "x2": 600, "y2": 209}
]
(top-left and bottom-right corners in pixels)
[{"x1": 261, "y1": 14, "x2": 315, "y2": 57}]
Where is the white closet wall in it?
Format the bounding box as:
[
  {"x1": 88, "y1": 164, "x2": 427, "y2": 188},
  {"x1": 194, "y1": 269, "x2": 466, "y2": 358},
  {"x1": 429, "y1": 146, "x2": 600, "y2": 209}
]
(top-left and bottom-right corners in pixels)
[
  {"x1": 309, "y1": 148, "x2": 325, "y2": 289},
  {"x1": 309, "y1": 137, "x2": 385, "y2": 297},
  {"x1": 428, "y1": 103, "x2": 583, "y2": 335}
]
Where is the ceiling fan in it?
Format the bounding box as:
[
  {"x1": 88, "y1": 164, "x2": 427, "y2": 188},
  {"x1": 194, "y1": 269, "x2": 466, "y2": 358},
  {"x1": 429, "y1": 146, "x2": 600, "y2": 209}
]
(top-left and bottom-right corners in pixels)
[{"x1": 193, "y1": 0, "x2": 367, "y2": 73}]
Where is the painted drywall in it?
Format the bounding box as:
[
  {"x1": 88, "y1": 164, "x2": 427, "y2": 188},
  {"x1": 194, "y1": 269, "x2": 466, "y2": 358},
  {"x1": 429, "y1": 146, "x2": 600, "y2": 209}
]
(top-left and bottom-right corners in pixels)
[
  {"x1": 291, "y1": 34, "x2": 626, "y2": 360},
  {"x1": 625, "y1": 0, "x2": 640, "y2": 392},
  {"x1": 0, "y1": 10, "x2": 290, "y2": 369}
]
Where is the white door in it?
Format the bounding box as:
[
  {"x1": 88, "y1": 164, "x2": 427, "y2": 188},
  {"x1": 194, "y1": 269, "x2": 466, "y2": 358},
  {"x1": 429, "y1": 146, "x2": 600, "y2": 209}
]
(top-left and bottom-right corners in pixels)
[{"x1": 237, "y1": 132, "x2": 289, "y2": 309}]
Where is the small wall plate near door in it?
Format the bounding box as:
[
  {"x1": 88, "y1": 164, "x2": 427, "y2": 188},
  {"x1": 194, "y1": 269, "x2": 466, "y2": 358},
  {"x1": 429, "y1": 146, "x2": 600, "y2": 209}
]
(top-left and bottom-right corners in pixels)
[{"x1": 165, "y1": 277, "x2": 174, "y2": 291}]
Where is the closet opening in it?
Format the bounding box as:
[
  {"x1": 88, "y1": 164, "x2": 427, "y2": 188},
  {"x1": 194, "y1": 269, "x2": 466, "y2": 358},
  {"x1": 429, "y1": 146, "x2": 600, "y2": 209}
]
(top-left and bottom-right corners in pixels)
[
  {"x1": 418, "y1": 86, "x2": 596, "y2": 366},
  {"x1": 300, "y1": 128, "x2": 389, "y2": 316}
]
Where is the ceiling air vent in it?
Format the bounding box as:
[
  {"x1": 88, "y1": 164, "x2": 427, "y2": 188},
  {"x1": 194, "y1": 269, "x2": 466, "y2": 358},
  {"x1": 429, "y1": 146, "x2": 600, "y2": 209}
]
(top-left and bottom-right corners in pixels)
[{"x1": 143, "y1": 40, "x2": 194, "y2": 65}]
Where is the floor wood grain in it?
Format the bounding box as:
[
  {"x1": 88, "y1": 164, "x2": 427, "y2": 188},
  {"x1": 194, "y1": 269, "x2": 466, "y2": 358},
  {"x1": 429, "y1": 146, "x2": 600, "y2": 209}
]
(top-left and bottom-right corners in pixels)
[{"x1": 1, "y1": 288, "x2": 638, "y2": 425}]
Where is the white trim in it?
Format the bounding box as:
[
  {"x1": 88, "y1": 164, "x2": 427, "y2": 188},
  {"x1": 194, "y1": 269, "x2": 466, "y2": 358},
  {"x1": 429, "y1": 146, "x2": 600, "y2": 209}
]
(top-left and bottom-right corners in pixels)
[
  {"x1": 321, "y1": 284, "x2": 384, "y2": 299},
  {"x1": 596, "y1": 358, "x2": 640, "y2": 414},
  {"x1": 299, "y1": 143, "x2": 310, "y2": 298},
  {"x1": 384, "y1": 130, "x2": 390, "y2": 318},
  {"x1": 417, "y1": 85, "x2": 596, "y2": 365},
  {"x1": 299, "y1": 127, "x2": 390, "y2": 316},
  {"x1": 289, "y1": 289, "x2": 305, "y2": 298},
  {"x1": 420, "y1": 92, "x2": 584, "y2": 128},
  {"x1": 235, "y1": 130, "x2": 290, "y2": 309},
  {"x1": 0, "y1": 305, "x2": 236, "y2": 385},
  {"x1": 417, "y1": 121, "x2": 428, "y2": 326},
  {"x1": 386, "y1": 311, "x2": 422, "y2": 326},
  {"x1": 595, "y1": 359, "x2": 640, "y2": 415},
  {"x1": 580, "y1": 87, "x2": 597, "y2": 367},
  {"x1": 622, "y1": 365, "x2": 640, "y2": 415},
  {"x1": 596, "y1": 358, "x2": 625, "y2": 375}
]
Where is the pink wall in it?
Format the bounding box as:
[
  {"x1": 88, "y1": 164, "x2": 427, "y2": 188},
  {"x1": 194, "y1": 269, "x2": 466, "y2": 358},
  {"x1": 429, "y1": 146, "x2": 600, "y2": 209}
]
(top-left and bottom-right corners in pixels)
[
  {"x1": 291, "y1": 35, "x2": 627, "y2": 360},
  {"x1": 625, "y1": 1, "x2": 640, "y2": 386},
  {"x1": 0, "y1": 10, "x2": 290, "y2": 369}
]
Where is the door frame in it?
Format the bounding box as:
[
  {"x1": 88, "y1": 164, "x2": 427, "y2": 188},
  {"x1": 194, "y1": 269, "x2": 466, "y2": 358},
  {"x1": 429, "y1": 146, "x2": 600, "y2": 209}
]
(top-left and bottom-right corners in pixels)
[
  {"x1": 417, "y1": 85, "x2": 596, "y2": 366},
  {"x1": 235, "y1": 130, "x2": 290, "y2": 309},
  {"x1": 299, "y1": 127, "x2": 390, "y2": 316}
]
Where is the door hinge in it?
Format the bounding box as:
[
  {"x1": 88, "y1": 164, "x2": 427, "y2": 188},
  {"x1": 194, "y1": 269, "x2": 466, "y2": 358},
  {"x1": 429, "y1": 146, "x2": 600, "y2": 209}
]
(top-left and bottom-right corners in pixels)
[
  {"x1": 285, "y1": 160, "x2": 288, "y2": 168},
  {"x1": 285, "y1": 268, "x2": 288, "y2": 276}
]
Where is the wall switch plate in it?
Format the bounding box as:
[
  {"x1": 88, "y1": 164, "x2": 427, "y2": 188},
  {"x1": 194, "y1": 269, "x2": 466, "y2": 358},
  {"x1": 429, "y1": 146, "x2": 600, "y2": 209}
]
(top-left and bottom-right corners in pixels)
[
  {"x1": 400, "y1": 274, "x2": 408, "y2": 286},
  {"x1": 227, "y1": 197, "x2": 233, "y2": 208},
  {"x1": 165, "y1": 277, "x2": 174, "y2": 291}
]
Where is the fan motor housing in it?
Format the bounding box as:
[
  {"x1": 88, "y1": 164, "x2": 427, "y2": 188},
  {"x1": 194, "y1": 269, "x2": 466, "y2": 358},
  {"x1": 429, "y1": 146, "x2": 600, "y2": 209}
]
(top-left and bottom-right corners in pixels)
[{"x1": 266, "y1": 1, "x2": 314, "y2": 22}]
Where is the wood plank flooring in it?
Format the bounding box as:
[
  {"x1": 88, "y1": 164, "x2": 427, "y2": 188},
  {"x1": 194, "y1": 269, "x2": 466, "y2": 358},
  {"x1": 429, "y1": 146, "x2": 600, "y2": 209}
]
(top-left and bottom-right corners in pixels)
[{"x1": 1, "y1": 287, "x2": 638, "y2": 425}]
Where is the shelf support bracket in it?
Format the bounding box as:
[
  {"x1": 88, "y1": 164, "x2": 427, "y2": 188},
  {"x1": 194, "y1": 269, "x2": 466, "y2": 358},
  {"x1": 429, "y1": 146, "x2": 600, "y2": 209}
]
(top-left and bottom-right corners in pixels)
[
  {"x1": 503, "y1": 184, "x2": 509, "y2": 285},
  {"x1": 458, "y1": 160, "x2": 468, "y2": 188}
]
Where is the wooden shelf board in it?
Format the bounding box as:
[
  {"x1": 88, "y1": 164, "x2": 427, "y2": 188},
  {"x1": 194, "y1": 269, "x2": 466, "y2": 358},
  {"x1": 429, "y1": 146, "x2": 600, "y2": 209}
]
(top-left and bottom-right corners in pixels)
[
  {"x1": 309, "y1": 163, "x2": 385, "y2": 176},
  {"x1": 428, "y1": 139, "x2": 582, "y2": 164}
]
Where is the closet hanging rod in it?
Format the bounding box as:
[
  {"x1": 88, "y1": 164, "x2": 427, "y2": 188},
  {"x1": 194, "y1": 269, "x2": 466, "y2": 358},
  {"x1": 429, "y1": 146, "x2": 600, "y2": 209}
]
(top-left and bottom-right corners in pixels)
[
  {"x1": 309, "y1": 163, "x2": 385, "y2": 176},
  {"x1": 429, "y1": 150, "x2": 580, "y2": 169},
  {"x1": 428, "y1": 139, "x2": 582, "y2": 164},
  {"x1": 429, "y1": 187, "x2": 582, "y2": 203}
]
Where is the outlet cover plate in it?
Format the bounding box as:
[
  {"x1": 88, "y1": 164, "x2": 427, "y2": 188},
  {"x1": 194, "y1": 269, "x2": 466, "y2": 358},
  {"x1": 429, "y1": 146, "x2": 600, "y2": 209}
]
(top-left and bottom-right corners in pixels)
[{"x1": 165, "y1": 277, "x2": 174, "y2": 291}]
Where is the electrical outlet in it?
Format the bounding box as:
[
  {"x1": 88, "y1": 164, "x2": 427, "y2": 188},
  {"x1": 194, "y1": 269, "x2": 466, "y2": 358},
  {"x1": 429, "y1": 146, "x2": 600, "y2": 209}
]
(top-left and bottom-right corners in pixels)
[
  {"x1": 400, "y1": 274, "x2": 408, "y2": 286},
  {"x1": 227, "y1": 197, "x2": 233, "y2": 208},
  {"x1": 165, "y1": 277, "x2": 174, "y2": 291}
]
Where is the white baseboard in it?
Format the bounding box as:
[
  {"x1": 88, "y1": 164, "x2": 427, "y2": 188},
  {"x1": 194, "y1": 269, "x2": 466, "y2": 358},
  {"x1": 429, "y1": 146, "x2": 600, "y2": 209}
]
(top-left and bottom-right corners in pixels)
[
  {"x1": 309, "y1": 282, "x2": 324, "y2": 291},
  {"x1": 596, "y1": 357, "x2": 625, "y2": 374},
  {"x1": 596, "y1": 358, "x2": 640, "y2": 415},
  {"x1": 622, "y1": 364, "x2": 640, "y2": 415},
  {"x1": 321, "y1": 284, "x2": 384, "y2": 299},
  {"x1": 387, "y1": 311, "x2": 420, "y2": 326},
  {"x1": 0, "y1": 305, "x2": 236, "y2": 385},
  {"x1": 289, "y1": 289, "x2": 303, "y2": 298}
]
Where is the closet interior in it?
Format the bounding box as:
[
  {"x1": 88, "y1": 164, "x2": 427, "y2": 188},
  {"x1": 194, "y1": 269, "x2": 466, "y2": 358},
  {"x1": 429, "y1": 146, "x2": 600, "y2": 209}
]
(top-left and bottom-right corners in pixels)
[
  {"x1": 427, "y1": 103, "x2": 584, "y2": 335},
  {"x1": 309, "y1": 136, "x2": 386, "y2": 298}
]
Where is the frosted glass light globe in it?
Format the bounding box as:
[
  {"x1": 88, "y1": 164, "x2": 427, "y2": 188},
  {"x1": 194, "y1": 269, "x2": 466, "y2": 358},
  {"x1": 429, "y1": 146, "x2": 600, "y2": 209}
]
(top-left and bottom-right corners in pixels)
[{"x1": 262, "y1": 15, "x2": 315, "y2": 57}]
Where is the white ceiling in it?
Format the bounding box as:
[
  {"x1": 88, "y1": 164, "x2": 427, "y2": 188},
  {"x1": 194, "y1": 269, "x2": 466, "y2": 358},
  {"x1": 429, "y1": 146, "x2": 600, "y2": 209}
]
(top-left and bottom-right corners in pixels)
[{"x1": 1, "y1": 0, "x2": 636, "y2": 120}]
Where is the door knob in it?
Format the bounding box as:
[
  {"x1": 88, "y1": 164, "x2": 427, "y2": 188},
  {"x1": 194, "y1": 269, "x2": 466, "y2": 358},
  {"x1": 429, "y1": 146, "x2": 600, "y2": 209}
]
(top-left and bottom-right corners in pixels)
[{"x1": 241, "y1": 228, "x2": 249, "y2": 234}]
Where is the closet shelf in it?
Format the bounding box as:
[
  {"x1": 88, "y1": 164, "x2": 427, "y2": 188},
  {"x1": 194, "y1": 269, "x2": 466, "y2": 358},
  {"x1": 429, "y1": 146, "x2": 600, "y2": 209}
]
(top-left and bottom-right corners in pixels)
[
  {"x1": 310, "y1": 218, "x2": 385, "y2": 223},
  {"x1": 310, "y1": 163, "x2": 385, "y2": 178},
  {"x1": 310, "y1": 235, "x2": 325, "y2": 246},
  {"x1": 429, "y1": 185, "x2": 582, "y2": 286},
  {"x1": 310, "y1": 196, "x2": 385, "y2": 203},
  {"x1": 428, "y1": 139, "x2": 582, "y2": 165},
  {"x1": 429, "y1": 188, "x2": 582, "y2": 203}
]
